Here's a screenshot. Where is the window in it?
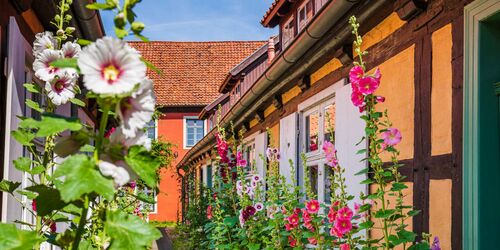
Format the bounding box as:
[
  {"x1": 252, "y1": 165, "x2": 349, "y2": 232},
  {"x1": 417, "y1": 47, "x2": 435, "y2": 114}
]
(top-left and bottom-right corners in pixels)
[
  {"x1": 139, "y1": 187, "x2": 157, "y2": 214},
  {"x1": 231, "y1": 83, "x2": 241, "y2": 105},
  {"x1": 206, "y1": 165, "x2": 213, "y2": 188},
  {"x1": 184, "y1": 117, "x2": 205, "y2": 148},
  {"x1": 299, "y1": 83, "x2": 339, "y2": 204},
  {"x1": 297, "y1": 0, "x2": 314, "y2": 32},
  {"x1": 315, "y1": 0, "x2": 328, "y2": 13},
  {"x1": 146, "y1": 119, "x2": 156, "y2": 139},
  {"x1": 282, "y1": 16, "x2": 295, "y2": 49}
]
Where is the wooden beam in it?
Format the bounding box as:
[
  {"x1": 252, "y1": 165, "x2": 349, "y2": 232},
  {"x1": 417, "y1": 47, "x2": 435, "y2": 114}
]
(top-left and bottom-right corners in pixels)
[
  {"x1": 338, "y1": 44, "x2": 353, "y2": 66},
  {"x1": 395, "y1": 0, "x2": 428, "y2": 21},
  {"x1": 298, "y1": 75, "x2": 311, "y2": 92},
  {"x1": 273, "y1": 94, "x2": 283, "y2": 109},
  {"x1": 255, "y1": 110, "x2": 265, "y2": 123}
]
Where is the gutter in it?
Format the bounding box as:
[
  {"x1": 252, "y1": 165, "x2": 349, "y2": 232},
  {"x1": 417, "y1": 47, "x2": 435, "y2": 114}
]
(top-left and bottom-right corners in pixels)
[
  {"x1": 71, "y1": 0, "x2": 105, "y2": 40},
  {"x1": 177, "y1": 0, "x2": 390, "y2": 170}
]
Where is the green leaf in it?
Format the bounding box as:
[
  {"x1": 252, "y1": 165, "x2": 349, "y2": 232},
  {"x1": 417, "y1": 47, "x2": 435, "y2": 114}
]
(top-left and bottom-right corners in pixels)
[
  {"x1": 13, "y1": 157, "x2": 32, "y2": 172},
  {"x1": 36, "y1": 114, "x2": 83, "y2": 137},
  {"x1": 355, "y1": 167, "x2": 370, "y2": 176},
  {"x1": 223, "y1": 216, "x2": 238, "y2": 227},
  {"x1": 10, "y1": 130, "x2": 35, "y2": 146},
  {"x1": 397, "y1": 229, "x2": 416, "y2": 243},
  {"x1": 23, "y1": 83, "x2": 40, "y2": 93},
  {"x1": 54, "y1": 154, "x2": 115, "y2": 202},
  {"x1": 16, "y1": 190, "x2": 37, "y2": 199},
  {"x1": 125, "y1": 146, "x2": 161, "y2": 188},
  {"x1": 408, "y1": 242, "x2": 430, "y2": 250},
  {"x1": 86, "y1": 2, "x2": 116, "y2": 10},
  {"x1": 391, "y1": 182, "x2": 408, "y2": 192},
  {"x1": 135, "y1": 192, "x2": 155, "y2": 204},
  {"x1": 114, "y1": 27, "x2": 128, "y2": 39},
  {"x1": 26, "y1": 185, "x2": 67, "y2": 217},
  {"x1": 49, "y1": 58, "x2": 78, "y2": 69},
  {"x1": 360, "y1": 178, "x2": 374, "y2": 185},
  {"x1": 70, "y1": 98, "x2": 86, "y2": 107},
  {"x1": 407, "y1": 209, "x2": 420, "y2": 217},
  {"x1": 0, "y1": 180, "x2": 21, "y2": 194},
  {"x1": 25, "y1": 100, "x2": 43, "y2": 113},
  {"x1": 0, "y1": 223, "x2": 43, "y2": 249},
  {"x1": 77, "y1": 39, "x2": 92, "y2": 46},
  {"x1": 80, "y1": 144, "x2": 95, "y2": 153},
  {"x1": 105, "y1": 210, "x2": 161, "y2": 250},
  {"x1": 358, "y1": 221, "x2": 374, "y2": 230},
  {"x1": 141, "y1": 57, "x2": 161, "y2": 74},
  {"x1": 374, "y1": 209, "x2": 396, "y2": 219}
]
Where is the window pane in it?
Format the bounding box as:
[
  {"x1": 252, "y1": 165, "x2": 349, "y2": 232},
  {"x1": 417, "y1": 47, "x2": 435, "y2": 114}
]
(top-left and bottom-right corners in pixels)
[
  {"x1": 146, "y1": 120, "x2": 155, "y2": 139},
  {"x1": 308, "y1": 165, "x2": 318, "y2": 198},
  {"x1": 324, "y1": 104, "x2": 335, "y2": 142},
  {"x1": 324, "y1": 165, "x2": 333, "y2": 204},
  {"x1": 207, "y1": 165, "x2": 212, "y2": 188},
  {"x1": 306, "y1": 111, "x2": 319, "y2": 152}
]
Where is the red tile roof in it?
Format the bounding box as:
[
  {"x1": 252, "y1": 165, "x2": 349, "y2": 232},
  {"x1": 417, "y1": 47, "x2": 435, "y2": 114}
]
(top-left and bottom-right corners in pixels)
[
  {"x1": 261, "y1": 0, "x2": 286, "y2": 27},
  {"x1": 129, "y1": 41, "x2": 266, "y2": 107}
]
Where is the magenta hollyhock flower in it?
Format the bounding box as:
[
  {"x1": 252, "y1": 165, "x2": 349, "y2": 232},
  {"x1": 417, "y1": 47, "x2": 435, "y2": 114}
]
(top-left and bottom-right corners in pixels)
[
  {"x1": 330, "y1": 226, "x2": 343, "y2": 238},
  {"x1": 349, "y1": 65, "x2": 364, "y2": 85},
  {"x1": 293, "y1": 208, "x2": 301, "y2": 215},
  {"x1": 287, "y1": 213, "x2": 299, "y2": 226},
  {"x1": 382, "y1": 128, "x2": 402, "y2": 146},
  {"x1": 236, "y1": 151, "x2": 247, "y2": 167},
  {"x1": 207, "y1": 205, "x2": 213, "y2": 220},
  {"x1": 431, "y1": 236, "x2": 441, "y2": 250},
  {"x1": 351, "y1": 90, "x2": 365, "y2": 107},
  {"x1": 335, "y1": 218, "x2": 353, "y2": 235},
  {"x1": 354, "y1": 202, "x2": 361, "y2": 213},
  {"x1": 306, "y1": 200, "x2": 320, "y2": 214},
  {"x1": 308, "y1": 237, "x2": 318, "y2": 245},
  {"x1": 375, "y1": 95, "x2": 386, "y2": 103},
  {"x1": 340, "y1": 243, "x2": 351, "y2": 250},
  {"x1": 285, "y1": 223, "x2": 294, "y2": 231},
  {"x1": 323, "y1": 140, "x2": 339, "y2": 168},
  {"x1": 32, "y1": 200, "x2": 37, "y2": 212},
  {"x1": 302, "y1": 209, "x2": 312, "y2": 222},
  {"x1": 327, "y1": 207, "x2": 337, "y2": 223},
  {"x1": 305, "y1": 221, "x2": 315, "y2": 231},
  {"x1": 358, "y1": 76, "x2": 380, "y2": 95},
  {"x1": 288, "y1": 236, "x2": 297, "y2": 247},
  {"x1": 337, "y1": 206, "x2": 353, "y2": 220},
  {"x1": 373, "y1": 68, "x2": 382, "y2": 82}
]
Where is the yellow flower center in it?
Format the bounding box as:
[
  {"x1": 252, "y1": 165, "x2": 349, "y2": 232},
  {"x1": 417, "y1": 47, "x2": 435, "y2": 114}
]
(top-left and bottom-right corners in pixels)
[{"x1": 103, "y1": 64, "x2": 120, "y2": 83}]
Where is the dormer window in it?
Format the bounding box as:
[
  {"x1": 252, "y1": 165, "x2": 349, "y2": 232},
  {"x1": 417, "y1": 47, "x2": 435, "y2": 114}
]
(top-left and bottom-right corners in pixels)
[
  {"x1": 298, "y1": 0, "x2": 314, "y2": 32},
  {"x1": 282, "y1": 15, "x2": 295, "y2": 49},
  {"x1": 230, "y1": 82, "x2": 241, "y2": 105}
]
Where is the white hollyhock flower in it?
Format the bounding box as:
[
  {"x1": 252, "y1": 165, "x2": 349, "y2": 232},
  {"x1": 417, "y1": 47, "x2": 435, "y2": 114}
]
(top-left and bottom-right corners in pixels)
[
  {"x1": 45, "y1": 71, "x2": 77, "y2": 105},
  {"x1": 109, "y1": 127, "x2": 152, "y2": 150},
  {"x1": 33, "y1": 49, "x2": 64, "y2": 82},
  {"x1": 78, "y1": 37, "x2": 146, "y2": 94},
  {"x1": 33, "y1": 31, "x2": 57, "y2": 56},
  {"x1": 117, "y1": 78, "x2": 155, "y2": 138},
  {"x1": 98, "y1": 159, "x2": 135, "y2": 186},
  {"x1": 62, "y1": 41, "x2": 81, "y2": 58}
]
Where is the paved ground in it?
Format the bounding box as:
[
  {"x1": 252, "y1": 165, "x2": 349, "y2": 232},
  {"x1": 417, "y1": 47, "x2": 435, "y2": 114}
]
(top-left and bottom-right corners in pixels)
[{"x1": 152, "y1": 227, "x2": 174, "y2": 250}]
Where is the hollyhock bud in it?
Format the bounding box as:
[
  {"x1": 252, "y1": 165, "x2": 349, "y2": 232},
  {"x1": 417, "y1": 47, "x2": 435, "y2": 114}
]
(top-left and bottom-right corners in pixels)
[{"x1": 375, "y1": 95, "x2": 385, "y2": 103}]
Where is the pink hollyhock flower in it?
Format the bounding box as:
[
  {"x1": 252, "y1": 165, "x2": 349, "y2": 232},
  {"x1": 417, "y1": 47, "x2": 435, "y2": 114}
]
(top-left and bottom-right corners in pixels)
[
  {"x1": 349, "y1": 65, "x2": 364, "y2": 86},
  {"x1": 340, "y1": 243, "x2": 351, "y2": 250},
  {"x1": 308, "y1": 237, "x2": 318, "y2": 245},
  {"x1": 375, "y1": 95, "x2": 385, "y2": 103},
  {"x1": 305, "y1": 221, "x2": 315, "y2": 231},
  {"x1": 431, "y1": 236, "x2": 441, "y2": 250},
  {"x1": 128, "y1": 181, "x2": 137, "y2": 189},
  {"x1": 302, "y1": 209, "x2": 312, "y2": 223},
  {"x1": 373, "y1": 68, "x2": 382, "y2": 82},
  {"x1": 327, "y1": 207, "x2": 337, "y2": 223},
  {"x1": 358, "y1": 76, "x2": 380, "y2": 95},
  {"x1": 49, "y1": 221, "x2": 57, "y2": 233},
  {"x1": 285, "y1": 223, "x2": 294, "y2": 231},
  {"x1": 354, "y1": 202, "x2": 361, "y2": 213},
  {"x1": 323, "y1": 141, "x2": 339, "y2": 168},
  {"x1": 382, "y1": 127, "x2": 402, "y2": 146},
  {"x1": 351, "y1": 90, "x2": 365, "y2": 107},
  {"x1": 281, "y1": 206, "x2": 287, "y2": 215},
  {"x1": 337, "y1": 207, "x2": 353, "y2": 220},
  {"x1": 255, "y1": 203, "x2": 264, "y2": 211},
  {"x1": 288, "y1": 236, "x2": 297, "y2": 247},
  {"x1": 251, "y1": 174, "x2": 261, "y2": 182},
  {"x1": 287, "y1": 213, "x2": 299, "y2": 226},
  {"x1": 206, "y1": 205, "x2": 213, "y2": 219},
  {"x1": 306, "y1": 200, "x2": 320, "y2": 214},
  {"x1": 32, "y1": 200, "x2": 37, "y2": 212},
  {"x1": 330, "y1": 226, "x2": 343, "y2": 238},
  {"x1": 358, "y1": 104, "x2": 366, "y2": 113},
  {"x1": 335, "y1": 218, "x2": 353, "y2": 235},
  {"x1": 293, "y1": 208, "x2": 301, "y2": 215}
]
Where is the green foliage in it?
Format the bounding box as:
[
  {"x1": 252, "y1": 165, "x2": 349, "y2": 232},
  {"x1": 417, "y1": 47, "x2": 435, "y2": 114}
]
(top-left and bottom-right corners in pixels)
[
  {"x1": 104, "y1": 210, "x2": 161, "y2": 250},
  {"x1": 26, "y1": 185, "x2": 67, "y2": 217},
  {"x1": 0, "y1": 180, "x2": 21, "y2": 194},
  {"x1": 54, "y1": 154, "x2": 115, "y2": 202},
  {"x1": 19, "y1": 114, "x2": 82, "y2": 137},
  {"x1": 125, "y1": 146, "x2": 161, "y2": 188},
  {"x1": 0, "y1": 223, "x2": 43, "y2": 250}
]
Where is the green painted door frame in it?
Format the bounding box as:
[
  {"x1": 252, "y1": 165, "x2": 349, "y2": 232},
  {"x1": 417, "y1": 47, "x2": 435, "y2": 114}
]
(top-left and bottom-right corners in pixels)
[{"x1": 464, "y1": 0, "x2": 500, "y2": 249}]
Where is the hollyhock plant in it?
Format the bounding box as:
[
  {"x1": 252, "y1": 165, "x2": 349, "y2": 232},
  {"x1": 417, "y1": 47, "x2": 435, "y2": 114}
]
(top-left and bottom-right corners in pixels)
[
  {"x1": 351, "y1": 90, "x2": 365, "y2": 107},
  {"x1": 334, "y1": 218, "x2": 352, "y2": 236},
  {"x1": 78, "y1": 37, "x2": 146, "y2": 94},
  {"x1": 306, "y1": 199, "x2": 320, "y2": 214},
  {"x1": 323, "y1": 140, "x2": 339, "y2": 168},
  {"x1": 254, "y1": 203, "x2": 264, "y2": 211},
  {"x1": 117, "y1": 78, "x2": 156, "y2": 138},
  {"x1": 349, "y1": 65, "x2": 364, "y2": 86},
  {"x1": 45, "y1": 70, "x2": 77, "y2": 105},
  {"x1": 337, "y1": 206, "x2": 353, "y2": 220},
  {"x1": 33, "y1": 49, "x2": 64, "y2": 82},
  {"x1": 382, "y1": 127, "x2": 402, "y2": 147},
  {"x1": 357, "y1": 75, "x2": 380, "y2": 95}
]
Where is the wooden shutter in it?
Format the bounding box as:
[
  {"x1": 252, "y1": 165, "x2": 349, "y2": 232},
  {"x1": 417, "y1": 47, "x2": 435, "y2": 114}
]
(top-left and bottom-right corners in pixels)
[
  {"x1": 279, "y1": 112, "x2": 298, "y2": 185},
  {"x1": 254, "y1": 132, "x2": 267, "y2": 179},
  {"x1": 335, "y1": 83, "x2": 367, "y2": 206},
  {"x1": 2, "y1": 17, "x2": 27, "y2": 223}
]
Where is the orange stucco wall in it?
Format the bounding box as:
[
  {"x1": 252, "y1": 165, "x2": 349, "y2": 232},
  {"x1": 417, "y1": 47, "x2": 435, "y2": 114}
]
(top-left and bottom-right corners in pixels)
[{"x1": 149, "y1": 112, "x2": 201, "y2": 222}]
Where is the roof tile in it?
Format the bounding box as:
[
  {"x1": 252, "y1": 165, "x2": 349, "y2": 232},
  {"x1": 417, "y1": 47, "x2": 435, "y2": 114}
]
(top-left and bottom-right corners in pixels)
[{"x1": 129, "y1": 41, "x2": 266, "y2": 106}]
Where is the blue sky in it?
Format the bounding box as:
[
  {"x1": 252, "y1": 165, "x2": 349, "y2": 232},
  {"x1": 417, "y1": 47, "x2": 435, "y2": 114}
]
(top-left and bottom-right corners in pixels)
[{"x1": 99, "y1": 0, "x2": 277, "y2": 41}]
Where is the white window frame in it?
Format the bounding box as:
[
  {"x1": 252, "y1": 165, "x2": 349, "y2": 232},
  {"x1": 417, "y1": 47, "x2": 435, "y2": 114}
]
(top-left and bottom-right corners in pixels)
[
  {"x1": 298, "y1": 79, "x2": 344, "y2": 204},
  {"x1": 282, "y1": 15, "x2": 295, "y2": 49},
  {"x1": 183, "y1": 116, "x2": 206, "y2": 149},
  {"x1": 146, "y1": 119, "x2": 158, "y2": 140},
  {"x1": 138, "y1": 187, "x2": 157, "y2": 215},
  {"x1": 297, "y1": 0, "x2": 313, "y2": 32}
]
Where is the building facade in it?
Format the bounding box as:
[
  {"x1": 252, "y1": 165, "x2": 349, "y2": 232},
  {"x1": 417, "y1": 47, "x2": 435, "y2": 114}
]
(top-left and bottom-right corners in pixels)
[
  {"x1": 130, "y1": 41, "x2": 266, "y2": 221},
  {"x1": 177, "y1": 0, "x2": 500, "y2": 248},
  {"x1": 0, "y1": 0, "x2": 104, "y2": 225}
]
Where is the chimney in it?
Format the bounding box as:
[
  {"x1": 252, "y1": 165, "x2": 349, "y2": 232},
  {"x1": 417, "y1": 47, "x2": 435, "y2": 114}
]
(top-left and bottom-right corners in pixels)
[{"x1": 267, "y1": 36, "x2": 276, "y2": 64}]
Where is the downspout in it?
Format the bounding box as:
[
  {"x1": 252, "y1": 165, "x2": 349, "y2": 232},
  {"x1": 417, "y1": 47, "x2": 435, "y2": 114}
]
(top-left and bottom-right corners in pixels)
[{"x1": 71, "y1": 0, "x2": 105, "y2": 40}]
